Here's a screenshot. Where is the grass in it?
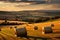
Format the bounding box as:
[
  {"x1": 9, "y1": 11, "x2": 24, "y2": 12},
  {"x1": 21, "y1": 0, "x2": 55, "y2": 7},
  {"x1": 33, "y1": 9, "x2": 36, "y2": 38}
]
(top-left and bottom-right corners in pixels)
[
  {"x1": 0, "y1": 19, "x2": 60, "y2": 40},
  {"x1": 0, "y1": 27, "x2": 21, "y2": 40}
]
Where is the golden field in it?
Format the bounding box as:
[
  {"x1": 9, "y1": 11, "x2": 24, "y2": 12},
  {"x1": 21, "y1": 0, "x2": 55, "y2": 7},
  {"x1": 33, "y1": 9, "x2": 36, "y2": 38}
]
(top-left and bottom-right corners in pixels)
[
  {"x1": 0, "y1": 19, "x2": 60, "y2": 40},
  {"x1": 0, "y1": 1, "x2": 60, "y2": 40}
]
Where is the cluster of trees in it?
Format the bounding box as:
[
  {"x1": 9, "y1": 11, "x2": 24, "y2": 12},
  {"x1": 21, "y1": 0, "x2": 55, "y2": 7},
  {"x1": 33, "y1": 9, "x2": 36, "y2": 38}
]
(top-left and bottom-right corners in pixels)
[
  {"x1": 21, "y1": 16, "x2": 60, "y2": 23},
  {"x1": 0, "y1": 22, "x2": 21, "y2": 25},
  {"x1": 0, "y1": 15, "x2": 60, "y2": 24}
]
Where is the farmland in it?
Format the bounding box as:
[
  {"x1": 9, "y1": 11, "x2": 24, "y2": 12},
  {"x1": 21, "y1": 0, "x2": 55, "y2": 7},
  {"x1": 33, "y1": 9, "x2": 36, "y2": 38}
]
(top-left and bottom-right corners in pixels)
[
  {"x1": 0, "y1": 18, "x2": 60, "y2": 40},
  {"x1": 0, "y1": 1, "x2": 60, "y2": 40}
]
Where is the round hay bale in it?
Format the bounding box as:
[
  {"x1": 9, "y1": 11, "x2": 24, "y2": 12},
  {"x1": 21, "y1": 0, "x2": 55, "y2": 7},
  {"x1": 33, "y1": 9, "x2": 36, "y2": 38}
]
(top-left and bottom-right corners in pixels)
[
  {"x1": 16, "y1": 27, "x2": 27, "y2": 37},
  {"x1": 34, "y1": 26, "x2": 38, "y2": 30},
  {"x1": 10, "y1": 27, "x2": 12, "y2": 29},
  {"x1": 0, "y1": 28, "x2": 1, "y2": 31},
  {"x1": 51, "y1": 24, "x2": 54, "y2": 27},
  {"x1": 44, "y1": 27, "x2": 53, "y2": 34},
  {"x1": 14, "y1": 26, "x2": 17, "y2": 28}
]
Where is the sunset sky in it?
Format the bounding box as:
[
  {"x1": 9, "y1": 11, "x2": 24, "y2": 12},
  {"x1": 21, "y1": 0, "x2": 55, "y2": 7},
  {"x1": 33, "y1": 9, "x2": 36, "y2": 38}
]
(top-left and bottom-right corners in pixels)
[
  {"x1": 0, "y1": 1, "x2": 60, "y2": 11},
  {"x1": 0, "y1": 0, "x2": 60, "y2": 16}
]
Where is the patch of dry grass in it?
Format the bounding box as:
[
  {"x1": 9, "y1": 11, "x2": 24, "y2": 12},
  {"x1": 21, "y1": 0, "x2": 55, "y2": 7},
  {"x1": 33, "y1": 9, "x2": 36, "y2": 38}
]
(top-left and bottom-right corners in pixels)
[{"x1": 0, "y1": 19, "x2": 60, "y2": 40}]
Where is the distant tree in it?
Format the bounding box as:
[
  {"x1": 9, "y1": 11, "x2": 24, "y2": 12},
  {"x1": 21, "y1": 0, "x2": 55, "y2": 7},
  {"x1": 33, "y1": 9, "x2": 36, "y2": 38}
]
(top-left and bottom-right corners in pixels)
[
  {"x1": 54, "y1": 16, "x2": 60, "y2": 19},
  {"x1": 4, "y1": 17, "x2": 8, "y2": 23},
  {"x1": 15, "y1": 16, "x2": 19, "y2": 21},
  {"x1": 45, "y1": 17, "x2": 50, "y2": 21}
]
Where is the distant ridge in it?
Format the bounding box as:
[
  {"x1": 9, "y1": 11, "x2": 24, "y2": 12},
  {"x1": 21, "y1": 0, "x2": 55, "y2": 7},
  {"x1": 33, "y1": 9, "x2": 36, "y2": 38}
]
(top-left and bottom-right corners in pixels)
[
  {"x1": 0, "y1": 10, "x2": 60, "y2": 12},
  {"x1": 0, "y1": 10, "x2": 60, "y2": 17}
]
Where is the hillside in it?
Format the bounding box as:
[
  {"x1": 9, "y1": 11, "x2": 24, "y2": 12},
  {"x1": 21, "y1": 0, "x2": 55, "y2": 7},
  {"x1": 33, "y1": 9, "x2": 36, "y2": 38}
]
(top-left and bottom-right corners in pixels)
[{"x1": 0, "y1": 19, "x2": 60, "y2": 40}]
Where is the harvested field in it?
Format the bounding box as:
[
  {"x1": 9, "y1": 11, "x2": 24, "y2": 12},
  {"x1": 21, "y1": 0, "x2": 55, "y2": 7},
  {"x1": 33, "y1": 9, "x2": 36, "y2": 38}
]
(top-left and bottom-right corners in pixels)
[{"x1": 0, "y1": 19, "x2": 60, "y2": 40}]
